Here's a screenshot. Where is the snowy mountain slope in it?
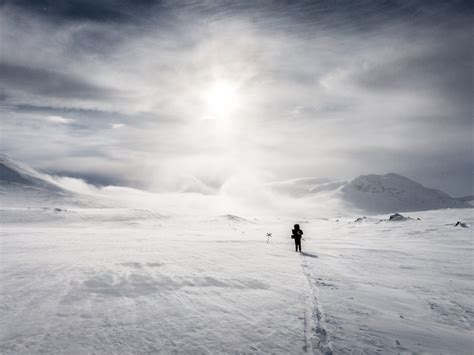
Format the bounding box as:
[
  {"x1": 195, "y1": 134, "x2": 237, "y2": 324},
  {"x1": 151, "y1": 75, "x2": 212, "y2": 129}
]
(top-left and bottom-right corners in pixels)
[
  {"x1": 0, "y1": 154, "x2": 65, "y2": 192},
  {"x1": 341, "y1": 173, "x2": 470, "y2": 214},
  {"x1": 309, "y1": 180, "x2": 347, "y2": 193},
  {"x1": 270, "y1": 173, "x2": 470, "y2": 214},
  {"x1": 0, "y1": 154, "x2": 96, "y2": 207}
]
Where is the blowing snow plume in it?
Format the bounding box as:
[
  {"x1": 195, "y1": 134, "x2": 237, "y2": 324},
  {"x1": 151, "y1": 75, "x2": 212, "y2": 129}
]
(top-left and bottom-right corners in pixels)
[{"x1": 0, "y1": 155, "x2": 313, "y2": 217}]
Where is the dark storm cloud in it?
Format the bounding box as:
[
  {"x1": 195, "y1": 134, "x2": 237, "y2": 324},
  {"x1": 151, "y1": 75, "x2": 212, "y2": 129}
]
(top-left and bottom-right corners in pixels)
[
  {"x1": 1, "y1": 0, "x2": 159, "y2": 23},
  {"x1": 4, "y1": 0, "x2": 472, "y2": 28},
  {"x1": 0, "y1": 62, "x2": 122, "y2": 100},
  {"x1": 354, "y1": 31, "x2": 473, "y2": 109}
]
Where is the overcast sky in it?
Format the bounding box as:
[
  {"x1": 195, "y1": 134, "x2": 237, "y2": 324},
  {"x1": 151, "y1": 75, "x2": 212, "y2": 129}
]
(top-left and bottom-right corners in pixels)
[{"x1": 0, "y1": 0, "x2": 472, "y2": 196}]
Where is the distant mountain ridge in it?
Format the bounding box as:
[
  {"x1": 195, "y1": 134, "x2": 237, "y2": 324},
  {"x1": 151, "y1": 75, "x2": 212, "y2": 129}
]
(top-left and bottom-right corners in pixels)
[
  {"x1": 341, "y1": 173, "x2": 470, "y2": 213},
  {"x1": 270, "y1": 173, "x2": 471, "y2": 214},
  {"x1": 1, "y1": 154, "x2": 471, "y2": 214}
]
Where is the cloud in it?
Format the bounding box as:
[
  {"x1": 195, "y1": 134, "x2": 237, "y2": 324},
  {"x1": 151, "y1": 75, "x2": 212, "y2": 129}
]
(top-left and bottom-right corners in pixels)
[
  {"x1": 45, "y1": 115, "x2": 76, "y2": 124},
  {"x1": 2, "y1": 0, "x2": 159, "y2": 24},
  {"x1": 351, "y1": 30, "x2": 472, "y2": 110},
  {"x1": 0, "y1": 1, "x2": 472, "y2": 196},
  {"x1": 0, "y1": 62, "x2": 124, "y2": 109}
]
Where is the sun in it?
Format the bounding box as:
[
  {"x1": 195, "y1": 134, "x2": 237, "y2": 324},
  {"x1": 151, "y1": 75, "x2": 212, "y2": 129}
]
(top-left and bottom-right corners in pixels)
[{"x1": 205, "y1": 80, "x2": 239, "y2": 118}]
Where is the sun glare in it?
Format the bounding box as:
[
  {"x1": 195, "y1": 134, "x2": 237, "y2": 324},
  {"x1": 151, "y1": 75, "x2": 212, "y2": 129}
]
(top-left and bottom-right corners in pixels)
[{"x1": 205, "y1": 80, "x2": 239, "y2": 118}]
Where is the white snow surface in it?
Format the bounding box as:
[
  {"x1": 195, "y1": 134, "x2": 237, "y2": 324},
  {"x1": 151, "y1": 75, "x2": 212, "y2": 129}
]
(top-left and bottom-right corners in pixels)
[{"x1": 1, "y1": 207, "x2": 473, "y2": 354}]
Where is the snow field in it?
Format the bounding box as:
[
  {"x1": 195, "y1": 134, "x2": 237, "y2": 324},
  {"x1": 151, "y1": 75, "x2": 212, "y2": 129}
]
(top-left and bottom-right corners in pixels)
[
  {"x1": 1, "y1": 208, "x2": 472, "y2": 354},
  {"x1": 301, "y1": 209, "x2": 473, "y2": 354},
  {"x1": 1, "y1": 214, "x2": 309, "y2": 353}
]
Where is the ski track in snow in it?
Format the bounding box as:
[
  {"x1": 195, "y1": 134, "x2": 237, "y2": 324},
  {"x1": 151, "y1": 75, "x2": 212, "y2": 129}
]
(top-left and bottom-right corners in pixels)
[{"x1": 300, "y1": 253, "x2": 333, "y2": 354}]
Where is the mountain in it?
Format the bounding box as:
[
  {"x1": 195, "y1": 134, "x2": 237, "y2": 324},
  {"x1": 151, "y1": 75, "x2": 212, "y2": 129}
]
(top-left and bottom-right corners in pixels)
[
  {"x1": 341, "y1": 173, "x2": 470, "y2": 213},
  {"x1": 0, "y1": 154, "x2": 64, "y2": 191},
  {"x1": 0, "y1": 154, "x2": 86, "y2": 207},
  {"x1": 270, "y1": 173, "x2": 471, "y2": 214}
]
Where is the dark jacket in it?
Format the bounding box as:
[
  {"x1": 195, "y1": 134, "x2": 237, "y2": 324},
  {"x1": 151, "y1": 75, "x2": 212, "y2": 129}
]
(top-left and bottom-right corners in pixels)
[{"x1": 291, "y1": 229, "x2": 303, "y2": 241}]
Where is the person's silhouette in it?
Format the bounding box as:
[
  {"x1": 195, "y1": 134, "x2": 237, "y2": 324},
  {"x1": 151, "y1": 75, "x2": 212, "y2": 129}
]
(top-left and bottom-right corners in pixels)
[{"x1": 291, "y1": 224, "x2": 303, "y2": 252}]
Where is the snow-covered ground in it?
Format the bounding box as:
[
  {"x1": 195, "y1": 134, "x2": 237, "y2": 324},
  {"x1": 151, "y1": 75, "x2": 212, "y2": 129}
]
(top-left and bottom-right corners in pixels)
[
  {"x1": 302, "y1": 209, "x2": 473, "y2": 354},
  {"x1": 1, "y1": 207, "x2": 472, "y2": 353}
]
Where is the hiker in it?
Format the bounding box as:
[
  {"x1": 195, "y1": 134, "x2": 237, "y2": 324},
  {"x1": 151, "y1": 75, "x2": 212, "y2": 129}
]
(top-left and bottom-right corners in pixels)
[{"x1": 291, "y1": 224, "x2": 303, "y2": 252}]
